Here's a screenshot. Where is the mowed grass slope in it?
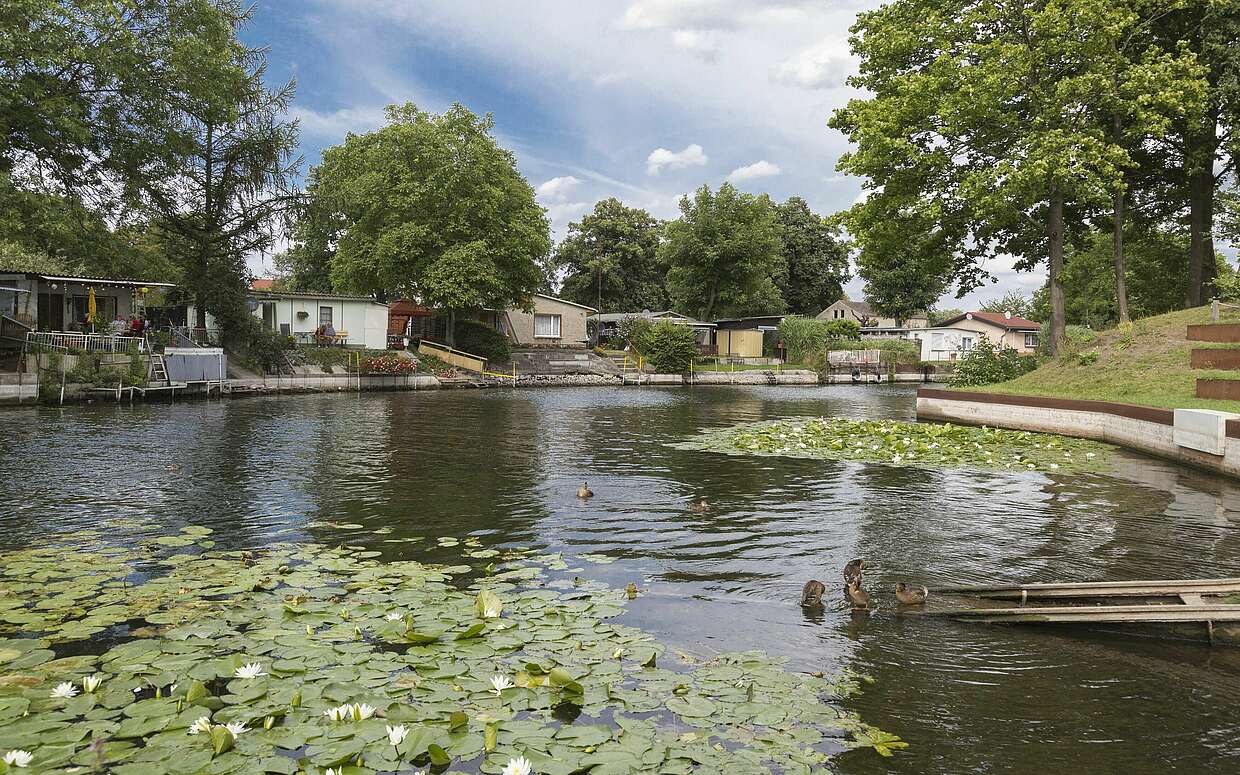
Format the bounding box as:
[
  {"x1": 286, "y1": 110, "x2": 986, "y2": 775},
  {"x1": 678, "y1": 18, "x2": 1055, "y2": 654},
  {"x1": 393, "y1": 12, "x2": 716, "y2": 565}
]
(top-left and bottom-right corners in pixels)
[{"x1": 974, "y1": 306, "x2": 1240, "y2": 412}]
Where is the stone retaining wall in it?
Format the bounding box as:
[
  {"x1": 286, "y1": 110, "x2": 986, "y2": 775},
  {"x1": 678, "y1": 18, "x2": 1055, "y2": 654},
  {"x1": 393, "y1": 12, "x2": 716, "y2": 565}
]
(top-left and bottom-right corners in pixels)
[{"x1": 916, "y1": 388, "x2": 1240, "y2": 479}]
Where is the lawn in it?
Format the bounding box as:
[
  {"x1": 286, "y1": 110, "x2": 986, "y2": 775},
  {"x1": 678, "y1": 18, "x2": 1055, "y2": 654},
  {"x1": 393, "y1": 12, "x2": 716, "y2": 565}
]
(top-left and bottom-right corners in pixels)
[{"x1": 973, "y1": 306, "x2": 1240, "y2": 412}]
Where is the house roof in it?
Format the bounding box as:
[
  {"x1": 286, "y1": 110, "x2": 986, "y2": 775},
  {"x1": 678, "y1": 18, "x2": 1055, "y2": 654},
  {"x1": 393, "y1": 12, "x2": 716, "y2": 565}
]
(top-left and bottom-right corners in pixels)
[
  {"x1": 713, "y1": 314, "x2": 787, "y2": 324},
  {"x1": 250, "y1": 278, "x2": 276, "y2": 291},
  {"x1": 833, "y1": 299, "x2": 874, "y2": 316},
  {"x1": 589, "y1": 310, "x2": 715, "y2": 327},
  {"x1": 0, "y1": 271, "x2": 177, "y2": 288},
  {"x1": 534, "y1": 293, "x2": 596, "y2": 312},
  {"x1": 250, "y1": 289, "x2": 388, "y2": 305},
  {"x1": 939, "y1": 311, "x2": 1041, "y2": 330}
]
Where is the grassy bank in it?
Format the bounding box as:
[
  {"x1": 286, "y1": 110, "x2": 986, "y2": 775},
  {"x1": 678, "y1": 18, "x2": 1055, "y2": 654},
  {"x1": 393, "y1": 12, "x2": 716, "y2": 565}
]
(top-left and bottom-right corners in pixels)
[{"x1": 974, "y1": 306, "x2": 1240, "y2": 412}]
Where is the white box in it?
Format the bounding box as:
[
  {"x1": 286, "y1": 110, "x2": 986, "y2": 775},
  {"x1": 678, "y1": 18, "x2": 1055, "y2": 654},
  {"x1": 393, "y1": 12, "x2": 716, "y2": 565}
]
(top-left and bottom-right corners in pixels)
[{"x1": 1173, "y1": 408, "x2": 1237, "y2": 456}]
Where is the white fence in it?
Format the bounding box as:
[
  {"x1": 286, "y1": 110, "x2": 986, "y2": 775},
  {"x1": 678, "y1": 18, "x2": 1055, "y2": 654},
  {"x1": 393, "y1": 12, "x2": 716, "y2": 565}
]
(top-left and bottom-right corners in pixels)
[{"x1": 26, "y1": 331, "x2": 147, "y2": 353}]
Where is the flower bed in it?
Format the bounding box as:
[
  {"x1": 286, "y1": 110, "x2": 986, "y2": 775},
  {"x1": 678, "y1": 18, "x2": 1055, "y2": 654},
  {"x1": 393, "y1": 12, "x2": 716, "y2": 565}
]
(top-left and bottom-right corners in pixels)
[
  {"x1": 673, "y1": 417, "x2": 1114, "y2": 473},
  {"x1": 0, "y1": 523, "x2": 898, "y2": 773},
  {"x1": 363, "y1": 355, "x2": 417, "y2": 375}
]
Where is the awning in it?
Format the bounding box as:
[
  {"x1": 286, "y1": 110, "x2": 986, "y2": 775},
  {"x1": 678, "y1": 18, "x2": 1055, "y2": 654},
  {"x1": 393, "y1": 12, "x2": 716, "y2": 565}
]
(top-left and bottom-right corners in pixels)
[{"x1": 35, "y1": 275, "x2": 177, "y2": 288}]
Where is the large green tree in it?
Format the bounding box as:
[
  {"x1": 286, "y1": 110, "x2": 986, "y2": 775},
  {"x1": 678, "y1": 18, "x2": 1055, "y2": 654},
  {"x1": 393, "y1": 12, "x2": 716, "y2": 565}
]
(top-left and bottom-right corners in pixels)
[
  {"x1": 773, "y1": 197, "x2": 850, "y2": 316},
  {"x1": 832, "y1": 0, "x2": 1205, "y2": 354},
  {"x1": 1, "y1": 1, "x2": 262, "y2": 278},
  {"x1": 555, "y1": 198, "x2": 666, "y2": 312},
  {"x1": 286, "y1": 103, "x2": 549, "y2": 345},
  {"x1": 660, "y1": 183, "x2": 786, "y2": 321}
]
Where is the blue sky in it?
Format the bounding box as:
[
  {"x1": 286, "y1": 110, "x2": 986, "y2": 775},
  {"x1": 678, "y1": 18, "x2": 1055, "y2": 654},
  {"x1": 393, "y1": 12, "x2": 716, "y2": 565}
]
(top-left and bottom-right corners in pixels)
[{"x1": 242, "y1": 0, "x2": 1041, "y2": 309}]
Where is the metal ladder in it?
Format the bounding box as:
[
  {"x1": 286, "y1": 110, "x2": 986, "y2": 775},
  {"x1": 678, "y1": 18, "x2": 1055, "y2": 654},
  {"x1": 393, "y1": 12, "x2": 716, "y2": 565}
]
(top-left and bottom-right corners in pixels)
[{"x1": 149, "y1": 353, "x2": 169, "y2": 385}]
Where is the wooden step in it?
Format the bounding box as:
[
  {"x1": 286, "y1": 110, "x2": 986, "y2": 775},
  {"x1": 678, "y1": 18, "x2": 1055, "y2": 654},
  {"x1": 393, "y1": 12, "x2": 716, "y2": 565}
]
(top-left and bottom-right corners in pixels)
[
  {"x1": 1196, "y1": 378, "x2": 1240, "y2": 401},
  {"x1": 1191, "y1": 348, "x2": 1240, "y2": 369},
  {"x1": 1187, "y1": 324, "x2": 1240, "y2": 343}
]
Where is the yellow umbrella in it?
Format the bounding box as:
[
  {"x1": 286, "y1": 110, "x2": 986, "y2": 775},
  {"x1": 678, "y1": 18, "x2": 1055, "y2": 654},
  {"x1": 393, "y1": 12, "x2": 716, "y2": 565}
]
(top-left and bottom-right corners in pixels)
[{"x1": 87, "y1": 286, "x2": 97, "y2": 328}]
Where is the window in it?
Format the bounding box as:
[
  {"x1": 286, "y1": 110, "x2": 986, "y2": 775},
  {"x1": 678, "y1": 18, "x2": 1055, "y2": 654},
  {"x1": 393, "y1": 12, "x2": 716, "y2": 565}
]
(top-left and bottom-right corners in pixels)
[
  {"x1": 534, "y1": 313, "x2": 561, "y2": 339},
  {"x1": 1024, "y1": 333, "x2": 1039, "y2": 348},
  {"x1": 961, "y1": 336, "x2": 974, "y2": 351},
  {"x1": 319, "y1": 306, "x2": 333, "y2": 327}
]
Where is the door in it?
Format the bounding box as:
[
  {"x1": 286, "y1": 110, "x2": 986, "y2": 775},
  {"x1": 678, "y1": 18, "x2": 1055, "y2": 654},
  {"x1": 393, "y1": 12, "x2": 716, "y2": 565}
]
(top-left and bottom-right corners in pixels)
[
  {"x1": 262, "y1": 302, "x2": 277, "y2": 330},
  {"x1": 38, "y1": 293, "x2": 64, "y2": 330}
]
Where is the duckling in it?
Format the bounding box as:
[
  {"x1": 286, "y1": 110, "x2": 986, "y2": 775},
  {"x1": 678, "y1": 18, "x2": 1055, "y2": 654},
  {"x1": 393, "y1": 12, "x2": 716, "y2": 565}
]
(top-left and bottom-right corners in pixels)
[
  {"x1": 843, "y1": 558, "x2": 865, "y2": 587},
  {"x1": 688, "y1": 498, "x2": 709, "y2": 513},
  {"x1": 800, "y1": 580, "x2": 826, "y2": 607},
  {"x1": 845, "y1": 578, "x2": 870, "y2": 611},
  {"x1": 576, "y1": 482, "x2": 594, "y2": 499},
  {"x1": 164, "y1": 463, "x2": 181, "y2": 471},
  {"x1": 895, "y1": 582, "x2": 929, "y2": 605}
]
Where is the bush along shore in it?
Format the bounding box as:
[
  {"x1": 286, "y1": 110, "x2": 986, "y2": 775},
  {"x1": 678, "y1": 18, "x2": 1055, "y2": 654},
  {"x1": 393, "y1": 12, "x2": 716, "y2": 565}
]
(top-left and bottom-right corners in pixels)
[
  {"x1": 0, "y1": 522, "x2": 900, "y2": 774},
  {"x1": 672, "y1": 418, "x2": 1115, "y2": 474}
]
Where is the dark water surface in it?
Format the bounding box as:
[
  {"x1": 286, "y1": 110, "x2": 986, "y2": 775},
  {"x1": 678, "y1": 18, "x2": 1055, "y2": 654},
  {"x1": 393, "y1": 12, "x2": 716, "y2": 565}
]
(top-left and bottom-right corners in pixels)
[{"x1": 4, "y1": 385, "x2": 1240, "y2": 774}]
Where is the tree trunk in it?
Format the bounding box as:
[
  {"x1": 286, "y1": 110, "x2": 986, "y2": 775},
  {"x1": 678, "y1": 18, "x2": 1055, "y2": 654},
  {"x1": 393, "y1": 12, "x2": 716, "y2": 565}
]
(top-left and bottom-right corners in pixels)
[
  {"x1": 196, "y1": 121, "x2": 214, "y2": 338},
  {"x1": 1048, "y1": 185, "x2": 1066, "y2": 356},
  {"x1": 1112, "y1": 115, "x2": 1129, "y2": 324},
  {"x1": 702, "y1": 279, "x2": 719, "y2": 322},
  {"x1": 445, "y1": 309, "x2": 456, "y2": 348},
  {"x1": 1186, "y1": 109, "x2": 1219, "y2": 307}
]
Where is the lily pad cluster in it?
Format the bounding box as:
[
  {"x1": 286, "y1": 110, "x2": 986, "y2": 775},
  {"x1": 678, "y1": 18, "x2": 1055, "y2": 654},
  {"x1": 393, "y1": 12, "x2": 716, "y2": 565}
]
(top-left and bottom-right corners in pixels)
[
  {"x1": 0, "y1": 526, "x2": 895, "y2": 774},
  {"x1": 673, "y1": 418, "x2": 1113, "y2": 473}
]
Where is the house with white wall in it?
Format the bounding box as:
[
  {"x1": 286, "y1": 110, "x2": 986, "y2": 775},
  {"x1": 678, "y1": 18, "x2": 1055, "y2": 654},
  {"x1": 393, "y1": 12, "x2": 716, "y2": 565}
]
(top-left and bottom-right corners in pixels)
[
  {"x1": 250, "y1": 289, "x2": 390, "y2": 349},
  {"x1": 818, "y1": 299, "x2": 929, "y2": 329},
  {"x1": 938, "y1": 311, "x2": 1041, "y2": 355}
]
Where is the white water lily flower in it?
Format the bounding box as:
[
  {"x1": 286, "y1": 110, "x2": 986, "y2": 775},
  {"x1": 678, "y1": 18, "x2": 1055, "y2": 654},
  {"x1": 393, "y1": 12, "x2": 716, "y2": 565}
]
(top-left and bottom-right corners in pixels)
[
  {"x1": 234, "y1": 662, "x2": 266, "y2": 679},
  {"x1": 82, "y1": 674, "x2": 104, "y2": 693},
  {"x1": 323, "y1": 704, "x2": 351, "y2": 722},
  {"x1": 4, "y1": 750, "x2": 33, "y2": 768},
  {"x1": 51, "y1": 681, "x2": 79, "y2": 699},
  {"x1": 1049, "y1": 463, "x2": 1060, "y2": 469},
  {"x1": 386, "y1": 724, "x2": 409, "y2": 746},
  {"x1": 490, "y1": 674, "x2": 514, "y2": 695},
  {"x1": 1086, "y1": 452, "x2": 1096, "y2": 458},
  {"x1": 325, "y1": 769, "x2": 342, "y2": 775},
  {"x1": 502, "y1": 755, "x2": 533, "y2": 775},
  {"x1": 187, "y1": 716, "x2": 213, "y2": 735},
  {"x1": 223, "y1": 720, "x2": 247, "y2": 736},
  {"x1": 385, "y1": 612, "x2": 403, "y2": 621},
  {"x1": 483, "y1": 605, "x2": 501, "y2": 619},
  {"x1": 611, "y1": 647, "x2": 626, "y2": 659},
  {"x1": 352, "y1": 703, "x2": 376, "y2": 721}
]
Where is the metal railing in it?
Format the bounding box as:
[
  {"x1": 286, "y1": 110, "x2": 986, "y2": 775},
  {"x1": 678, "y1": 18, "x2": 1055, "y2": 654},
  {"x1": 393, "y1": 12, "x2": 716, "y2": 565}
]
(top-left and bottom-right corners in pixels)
[{"x1": 25, "y1": 331, "x2": 146, "y2": 353}]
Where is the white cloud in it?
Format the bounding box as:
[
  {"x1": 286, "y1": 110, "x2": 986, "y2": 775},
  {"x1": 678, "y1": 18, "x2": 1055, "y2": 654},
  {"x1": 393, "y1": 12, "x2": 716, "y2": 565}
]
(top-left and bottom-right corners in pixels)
[
  {"x1": 291, "y1": 105, "x2": 388, "y2": 138},
  {"x1": 646, "y1": 143, "x2": 708, "y2": 175},
  {"x1": 671, "y1": 29, "x2": 720, "y2": 60},
  {"x1": 772, "y1": 42, "x2": 853, "y2": 89},
  {"x1": 618, "y1": 0, "x2": 812, "y2": 32},
  {"x1": 535, "y1": 175, "x2": 582, "y2": 201},
  {"x1": 727, "y1": 160, "x2": 781, "y2": 183}
]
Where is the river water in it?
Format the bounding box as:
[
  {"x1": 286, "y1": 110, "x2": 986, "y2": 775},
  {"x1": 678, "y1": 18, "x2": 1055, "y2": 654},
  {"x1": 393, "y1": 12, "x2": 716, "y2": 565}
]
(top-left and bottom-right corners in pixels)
[{"x1": 3, "y1": 385, "x2": 1240, "y2": 774}]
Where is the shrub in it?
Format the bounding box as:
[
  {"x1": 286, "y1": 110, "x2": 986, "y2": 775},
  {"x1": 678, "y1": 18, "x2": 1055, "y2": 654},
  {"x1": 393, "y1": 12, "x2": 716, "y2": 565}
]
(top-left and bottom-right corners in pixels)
[
  {"x1": 225, "y1": 317, "x2": 291, "y2": 374},
  {"x1": 777, "y1": 316, "x2": 831, "y2": 362},
  {"x1": 823, "y1": 318, "x2": 861, "y2": 340},
  {"x1": 454, "y1": 319, "x2": 510, "y2": 363},
  {"x1": 616, "y1": 315, "x2": 652, "y2": 349},
  {"x1": 1215, "y1": 272, "x2": 1240, "y2": 303},
  {"x1": 640, "y1": 321, "x2": 700, "y2": 373},
  {"x1": 949, "y1": 338, "x2": 1037, "y2": 387}
]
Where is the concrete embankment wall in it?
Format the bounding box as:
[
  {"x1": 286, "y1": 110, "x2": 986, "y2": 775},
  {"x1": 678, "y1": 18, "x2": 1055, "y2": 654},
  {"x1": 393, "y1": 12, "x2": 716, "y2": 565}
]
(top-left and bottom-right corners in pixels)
[
  {"x1": 917, "y1": 388, "x2": 1240, "y2": 479},
  {"x1": 229, "y1": 374, "x2": 441, "y2": 394}
]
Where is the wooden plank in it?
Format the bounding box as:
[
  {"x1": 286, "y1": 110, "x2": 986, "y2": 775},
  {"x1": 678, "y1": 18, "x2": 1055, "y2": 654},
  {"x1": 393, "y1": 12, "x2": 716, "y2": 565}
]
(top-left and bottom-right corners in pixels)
[
  {"x1": 936, "y1": 578, "x2": 1240, "y2": 599},
  {"x1": 944, "y1": 603, "x2": 1240, "y2": 624},
  {"x1": 1191, "y1": 348, "x2": 1240, "y2": 370},
  {"x1": 1187, "y1": 323, "x2": 1240, "y2": 343}
]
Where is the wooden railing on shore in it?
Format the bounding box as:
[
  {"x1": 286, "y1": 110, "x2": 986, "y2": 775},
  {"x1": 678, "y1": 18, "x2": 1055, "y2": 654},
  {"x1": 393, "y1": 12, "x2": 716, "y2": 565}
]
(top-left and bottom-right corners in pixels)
[{"x1": 418, "y1": 340, "x2": 486, "y2": 372}]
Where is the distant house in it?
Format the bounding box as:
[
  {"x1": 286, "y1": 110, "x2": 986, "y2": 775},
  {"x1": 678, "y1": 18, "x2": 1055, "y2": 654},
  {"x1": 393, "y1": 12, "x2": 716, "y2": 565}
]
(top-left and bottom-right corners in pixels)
[
  {"x1": 248, "y1": 288, "x2": 390, "y2": 349},
  {"x1": 474, "y1": 294, "x2": 596, "y2": 347},
  {"x1": 904, "y1": 326, "x2": 991, "y2": 361},
  {"x1": 937, "y1": 311, "x2": 1041, "y2": 354},
  {"x1": 0, "y1": 270, "x2": 177, "y2": 334},
  {"x1": 590, "y1": 310, "x2": 716, "y2": 349},
  {"x1": 713, "y1": 315, "x2": 790, "y2": 359},
  {"x1": 817, "y1": 300, "x2": 928, "y2": 329}
]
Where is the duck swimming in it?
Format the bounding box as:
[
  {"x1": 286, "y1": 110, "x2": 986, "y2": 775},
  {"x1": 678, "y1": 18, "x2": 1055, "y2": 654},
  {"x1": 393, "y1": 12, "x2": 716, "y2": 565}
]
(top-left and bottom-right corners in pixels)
[
  {"x1": 688, "y1": 498, "x2": 709, "y2": 513},
  {"x1": 895, "y1": 582, "x2": 929, "y2": 605},
  {"x1": 843, "y1": 558, "x2": 865, "y2": 587},
  {"x1": 576, "y1": 482, "x2": 594, "y2": 499},
  {"x1": 800, "y1": 580, "x2": 826, "y2": 607},
  {"x1": 845, "y1": 578, "x2": 870, "y2": 611}
]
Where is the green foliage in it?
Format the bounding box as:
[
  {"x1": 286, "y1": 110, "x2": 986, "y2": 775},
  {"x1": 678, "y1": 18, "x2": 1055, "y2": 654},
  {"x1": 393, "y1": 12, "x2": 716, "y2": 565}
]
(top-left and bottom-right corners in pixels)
[
  {"x1": 660, "y1": 183, "x2": 786, "y2": 321},
  {"x1": 1216, "y1": 271, "x2": 1240, "y2": 303},
  {"x1": 929, "y1": 308, "x2": 965, "y2": 326},
  {"x1": 453, "y1": 319, "x2": 511, "y2": 363},
  {"x1": 556, "y1": 199, "x2": 666, "y2": 311},
  {"x1": 613, "y1": 315, "x2": 652, "y2": 348},
  {"x1": 224, "y1": 317, "x2": 291, "y2": 375},
  {"x1": 949, "y1": 338, "x2": 1038, "y2": 387},
  {"x1": 777, "y1": 317, "x2": 831, "y2": 363},
  {"x1": 979, "y1": 291, "x2": 1035, "y2": 321},
  {"x1": 676, "y1": 418, "x2": 1112, "y2": 473},
  {"x1": 637, "y1": 321, "x2": 699, "y2": 373},
  {"x1": 831, "y1": 0, "x2": 1209, "y2": 346},
  {"x1": 289, "y1": 104, "x2": 549, "y2": 319},
  {"x1": 774, "y1": 197, "x2": 850, "y2": 315},
  {"x1": 823, "y1": 319, "x2": 861, "y2": 340}
]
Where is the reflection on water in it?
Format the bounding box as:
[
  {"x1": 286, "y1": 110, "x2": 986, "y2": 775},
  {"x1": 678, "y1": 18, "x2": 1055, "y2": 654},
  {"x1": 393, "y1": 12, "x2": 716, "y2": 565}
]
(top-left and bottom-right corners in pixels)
[{"x1": 3, "y1": 385, "x2": 1240, "y2": 773}]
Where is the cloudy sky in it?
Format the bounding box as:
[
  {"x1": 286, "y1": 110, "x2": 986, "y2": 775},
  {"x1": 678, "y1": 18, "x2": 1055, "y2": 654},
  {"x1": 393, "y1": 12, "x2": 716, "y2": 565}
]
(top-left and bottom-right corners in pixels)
[{"x1": 244, "y1": 0, "x2": 1040, "y2": 309}]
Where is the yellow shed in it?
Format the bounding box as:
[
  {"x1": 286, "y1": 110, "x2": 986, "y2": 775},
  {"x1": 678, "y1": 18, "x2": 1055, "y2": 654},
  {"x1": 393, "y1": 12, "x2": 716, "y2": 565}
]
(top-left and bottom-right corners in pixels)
[{"x1": 716, "y1": 329, "x2": 764, "y2": 358}]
